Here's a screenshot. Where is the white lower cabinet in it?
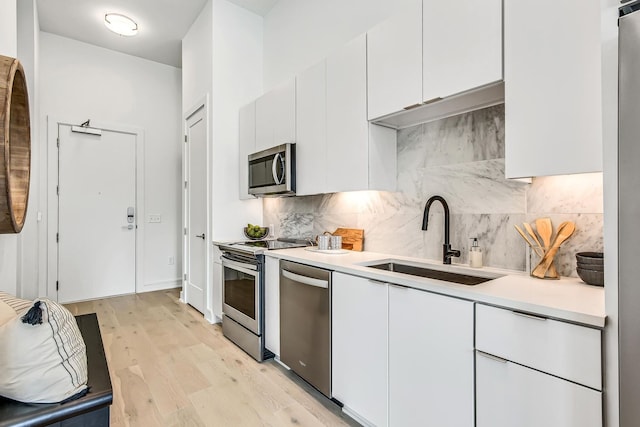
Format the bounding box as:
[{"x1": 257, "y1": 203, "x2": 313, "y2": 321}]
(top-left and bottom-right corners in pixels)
[
  {"x1": 332, "y1": 272, "x2": 388, "y2": 427},
  {"x1": 476, "y1": 351, "x2": 602, "y2": 427},
  {"x1": 212, "y1": 246, "x2": 223, "y2": 321},
  {"x1": 475, "y1": 303, "x2": 603, "y2": 427},
  {"x1": 264, "y1": 256, "x2": 280, "y2": 357},
  {"x1": 388, "y1": 285, "x2": 474, "y2": 426}
]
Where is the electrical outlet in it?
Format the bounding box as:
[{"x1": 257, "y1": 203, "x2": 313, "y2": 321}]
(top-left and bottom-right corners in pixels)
[
  {"x1": 148, "y1": 214, "x2": 161, "y2": 223},
  {"x1": 168, "y1": 256, "x2": 175, "y2": 265}
]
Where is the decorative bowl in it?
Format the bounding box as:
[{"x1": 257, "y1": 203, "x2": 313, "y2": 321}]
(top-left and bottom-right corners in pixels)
[
  {"x1": 576, "y1": 267, "x2": 604, "y2": 287},
  {"x1": 577, "y1": 262, "x2": 603, "y2": 272},
  {"x1": 243, "y1": 226, "x2": 269, "y2": 240},
  {"x1": 575, "y1": 252, "x2": 604, "y2": 265}
]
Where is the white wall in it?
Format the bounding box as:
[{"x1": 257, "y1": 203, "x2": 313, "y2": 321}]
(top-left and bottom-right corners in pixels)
[
  {"x1": 182, "y1": 0, "x2": 263, "y2": 243},
  {"x1": 211, "y1": 0, "x2": 263, "y2": 239},
  {"x1": 263, "y1": 0, "x2": 410, "y2": 89},
  {"x1": 182, "y1": 0, "x2": 213, "y2": 113},
  {"x1": 0, "y1": 0, "x2": 17, "y2": 57},
  {"x1": 17, "y1": 0, "x2": 40, "y2": 299},
  {"x1": 39, "y1": 32, "x2": 183, "y2": 294},
  {"x1": 0, "y1": 0, "x2": 19, "y2": 295}
]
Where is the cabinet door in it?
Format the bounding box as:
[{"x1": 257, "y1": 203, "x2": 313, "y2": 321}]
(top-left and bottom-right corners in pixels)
[
  {"x1": 255, "y1": 79, "x2": 296, "y2": 152},
  {"x1": 504, "y1": 0, "x2": 602, "y2": 178},
  {"x1": 388, "y1": 286, "x2": 474, "y2": 426},
  {"x1": 238, "y1": 102, "x2": 255, "y2": 200},
  {"x1": 326, "y1": 34, "x2": 368, "y2": 193},
  {"x1": 476, "y1": 351, "x2": 602, "y2": 427},
  {"x1": 212, "y1": 246, "x2": 223, "y2": 321},
  {"x1": 332, "y1": 272, "x2": 388, "y2": 427},
  {"x1": 423, "y1": 0, "x2": 502, "y2": 102},
  {"x1": 264, "y1": 256, "x2": 280, "y2": 356},
  {"x1": 296, "y1": 60, "x2": 327, "y2": 196},
  {"x1": 367, "y1": 0, "x2": 422, "y2": 120}
]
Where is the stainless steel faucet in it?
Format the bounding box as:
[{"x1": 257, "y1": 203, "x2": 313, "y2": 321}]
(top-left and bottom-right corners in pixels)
[{"x1": 422, "y1": 195, "x2": 461, "y2": 264}]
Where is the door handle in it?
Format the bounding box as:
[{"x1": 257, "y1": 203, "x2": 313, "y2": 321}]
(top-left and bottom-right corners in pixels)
[
  {"x1": 271, "y1": 152, "x2": 285, "y2": 185},
  {"x1": 195, "y1": 234, "x2": 205, "y2": 240}
]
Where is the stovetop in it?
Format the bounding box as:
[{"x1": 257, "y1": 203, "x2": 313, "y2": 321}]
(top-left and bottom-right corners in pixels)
[{"x1": 219, "y1": 238, "x2": 313, "y2": 255}]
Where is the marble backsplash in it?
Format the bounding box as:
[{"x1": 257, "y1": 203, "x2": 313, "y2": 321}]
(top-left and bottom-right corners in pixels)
[{"x1": 263, "y1": 105, "x2": 604, "y2": 277}]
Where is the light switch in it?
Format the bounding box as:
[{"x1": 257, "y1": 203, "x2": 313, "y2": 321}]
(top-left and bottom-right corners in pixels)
[{"x1": 148, "y1": 214, "x2": 161, "y2": 223}]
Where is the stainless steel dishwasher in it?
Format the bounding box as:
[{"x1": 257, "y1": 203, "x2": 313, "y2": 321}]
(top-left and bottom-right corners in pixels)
[{"x1": 279, "y1": 260, "x2": 331, "y2": 397}]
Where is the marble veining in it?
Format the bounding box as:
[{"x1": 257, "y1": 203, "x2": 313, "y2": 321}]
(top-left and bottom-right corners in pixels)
[{"x1": 263, "y1": 105, "x2": 604, "y2": 277}]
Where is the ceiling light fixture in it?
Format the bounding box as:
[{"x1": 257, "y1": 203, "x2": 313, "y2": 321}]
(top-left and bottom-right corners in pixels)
[{"x1": 104, "y1": 13, "x2": 138, "y2": 37}]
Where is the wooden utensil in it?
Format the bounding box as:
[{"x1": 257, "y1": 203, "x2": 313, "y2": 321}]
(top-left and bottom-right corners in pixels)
[
  {"x1": 332, "y1": 228, "x2": 364, "y2": 251},
  {"x1": 514, "y1": 224, "x2": 541, "y2": 253},
  {"x1": 532, "y1": 221, "x2": 575, "y2": 278},
  {"x1": 523, "y1": 223, "x2": 544, "y2": 256},
  {"x1": 525, "y1": 221, "x2": 558, "y2": 278},
  {"x1": 535, "y1": 218, "x2": 553, "y2": 251}
]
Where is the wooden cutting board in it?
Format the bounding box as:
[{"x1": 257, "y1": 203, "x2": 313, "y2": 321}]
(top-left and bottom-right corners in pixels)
[{"x1": 332, "y1": 228, "x2": 364, "y2": 251}]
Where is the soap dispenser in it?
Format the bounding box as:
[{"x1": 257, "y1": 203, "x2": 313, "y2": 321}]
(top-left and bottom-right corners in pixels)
[{"x1": 469, "y1": 238, "x2": 483, "y2": 268}]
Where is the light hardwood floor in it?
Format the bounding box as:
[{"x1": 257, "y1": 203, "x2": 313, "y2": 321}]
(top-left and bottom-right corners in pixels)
[{"x1": 65, "y1": 289, "x2": 357, "y2": 427}]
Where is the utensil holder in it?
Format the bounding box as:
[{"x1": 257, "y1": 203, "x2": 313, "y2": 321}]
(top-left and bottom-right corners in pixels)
[{"x1": 529, "y1": 245, "x2": 560, "y2": 279}]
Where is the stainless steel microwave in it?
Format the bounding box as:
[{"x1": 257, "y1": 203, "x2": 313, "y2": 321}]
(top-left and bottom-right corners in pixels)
[{"x1": 248, "y1": 143, "x2": 296, "y2": 196}]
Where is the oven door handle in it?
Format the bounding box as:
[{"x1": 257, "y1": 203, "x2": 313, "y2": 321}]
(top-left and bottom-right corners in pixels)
[
  {"x1": 282, "y1": 269, "x2": 328, "y2": 289},
  {"x1": 222, "y1": 258, "x2": 258, "y2": 275}
]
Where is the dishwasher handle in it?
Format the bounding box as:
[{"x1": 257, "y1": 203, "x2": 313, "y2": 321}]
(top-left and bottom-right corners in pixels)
[{"x1": 282, "y1": 269, "x2": 329, "y2": 289}]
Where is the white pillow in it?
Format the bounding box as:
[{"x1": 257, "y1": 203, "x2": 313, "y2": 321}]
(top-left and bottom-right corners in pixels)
[{"x1": 0, "y1": 294, "x2": 88, "y2": 403}]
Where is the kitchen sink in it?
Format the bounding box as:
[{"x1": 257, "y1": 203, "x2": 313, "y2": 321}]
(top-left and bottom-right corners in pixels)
[{"x1": 365, "y1": 261, "x2": 499, "y2": 285}]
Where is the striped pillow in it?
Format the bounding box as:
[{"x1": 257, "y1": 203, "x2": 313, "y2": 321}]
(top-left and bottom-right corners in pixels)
[
  {"x1": 0, "y1": 295, "x2": 88, "y2": 403},
  {"x1": 0, "y1": 292, "x2": 32, "y2": 326}
]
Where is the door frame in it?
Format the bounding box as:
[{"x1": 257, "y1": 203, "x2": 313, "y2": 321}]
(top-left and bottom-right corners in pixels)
[
  {"x1": 181, "y1": 96, "x2": 214, "y2": 323},
  {"x1": 45, "y1": 116, "x2": 145, "y2": 300}
]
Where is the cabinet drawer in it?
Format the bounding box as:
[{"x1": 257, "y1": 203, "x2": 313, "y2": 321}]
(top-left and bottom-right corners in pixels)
[
  {"x1": 476, "y1": 351, "x2": 602, "y2": 427},
  {"x1": 475, "y1": 304, "x2": 601, "y2": 390}
]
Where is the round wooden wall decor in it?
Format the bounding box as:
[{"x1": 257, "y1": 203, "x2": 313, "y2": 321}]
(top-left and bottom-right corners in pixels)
[{"x1": 0, "y1": 55, "x2": 31, "y2": 234}]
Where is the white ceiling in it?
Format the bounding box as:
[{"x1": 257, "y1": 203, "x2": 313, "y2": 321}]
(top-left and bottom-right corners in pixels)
[{"x1": 36, "y1": 0, "x2": 279, "y2": 68}]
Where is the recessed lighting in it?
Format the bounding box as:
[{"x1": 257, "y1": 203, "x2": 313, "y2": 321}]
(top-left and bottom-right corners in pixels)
[{"x1": 104, "y1": 13, "x2": 138, "y2": 37}]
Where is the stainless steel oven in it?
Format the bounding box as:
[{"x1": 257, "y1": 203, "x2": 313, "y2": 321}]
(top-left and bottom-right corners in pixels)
[
  {"x1": 222, "y1": 253, "x2": 260, "y2": 334},
  {"x1": 221, "y1": 249, "x2": 268, "y2": 361}
]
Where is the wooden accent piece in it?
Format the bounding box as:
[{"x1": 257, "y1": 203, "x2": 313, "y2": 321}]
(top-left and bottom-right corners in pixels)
[
  {"x1": 332, "y1": 228, "x2": 365, "y2": 251},
  {"x1": 0, "y1": 55, "x2": 31, "y2": 233}
]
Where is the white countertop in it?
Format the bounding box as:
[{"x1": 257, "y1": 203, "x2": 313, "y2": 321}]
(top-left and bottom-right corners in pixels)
[{"x1": 264, "y1": 248, "x2": 606, "y2": 328}]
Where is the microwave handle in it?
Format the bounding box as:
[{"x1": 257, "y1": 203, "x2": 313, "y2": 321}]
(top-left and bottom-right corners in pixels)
[{"x1": 271, "y1": 152, "x2": 285, "y2": 185}]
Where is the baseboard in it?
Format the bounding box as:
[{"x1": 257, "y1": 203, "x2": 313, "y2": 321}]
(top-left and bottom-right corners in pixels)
[
  {"x1": 342, "y1": 405, "x2": 376, "y2": 427},
  {"x1": 139, "y1": 278, "x2": 181, "y2": 293}
]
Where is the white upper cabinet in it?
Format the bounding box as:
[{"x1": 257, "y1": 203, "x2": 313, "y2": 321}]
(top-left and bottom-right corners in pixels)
[
  {"x1": 367, "y1": 0, "x2": 423, "y2": 120},
  {"x1": 326, "y1": 33, "x2": 397, "y2": 193},
  {"x1": 422, "y1": 0, "x2": 502, "y2": 102},
  {"x1": 238, "y1": 101, "x2": 255, "y2": 200},
  {"x1": 295, "y1": 60, "x2": 327, "y2": 196},
  {"x1": 504, "y1": 0, "x2": 602, "y2": 178},
  {"x1": 255, "y1": 78, "x2": 296, "y2": 152}
]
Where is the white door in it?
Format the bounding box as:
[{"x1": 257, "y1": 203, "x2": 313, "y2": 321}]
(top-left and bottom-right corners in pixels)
[
  {"x1": 184, "y1": 107, "x2": 207, "y2": 313},
  {"x1": 57, "y1": 124, "x2": 136, "y2": 303}
]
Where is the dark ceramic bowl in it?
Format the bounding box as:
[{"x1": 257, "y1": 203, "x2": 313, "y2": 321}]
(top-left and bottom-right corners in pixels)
[
  {"x1": 577, "y1": 262, "x2": 604, "y2": 272},
  {"x1": 577, "y1": 267, "x2": 604, "y2": 286},
  {"x1": 575, "y1": 252, "x2": 604, "y2": 265}
]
